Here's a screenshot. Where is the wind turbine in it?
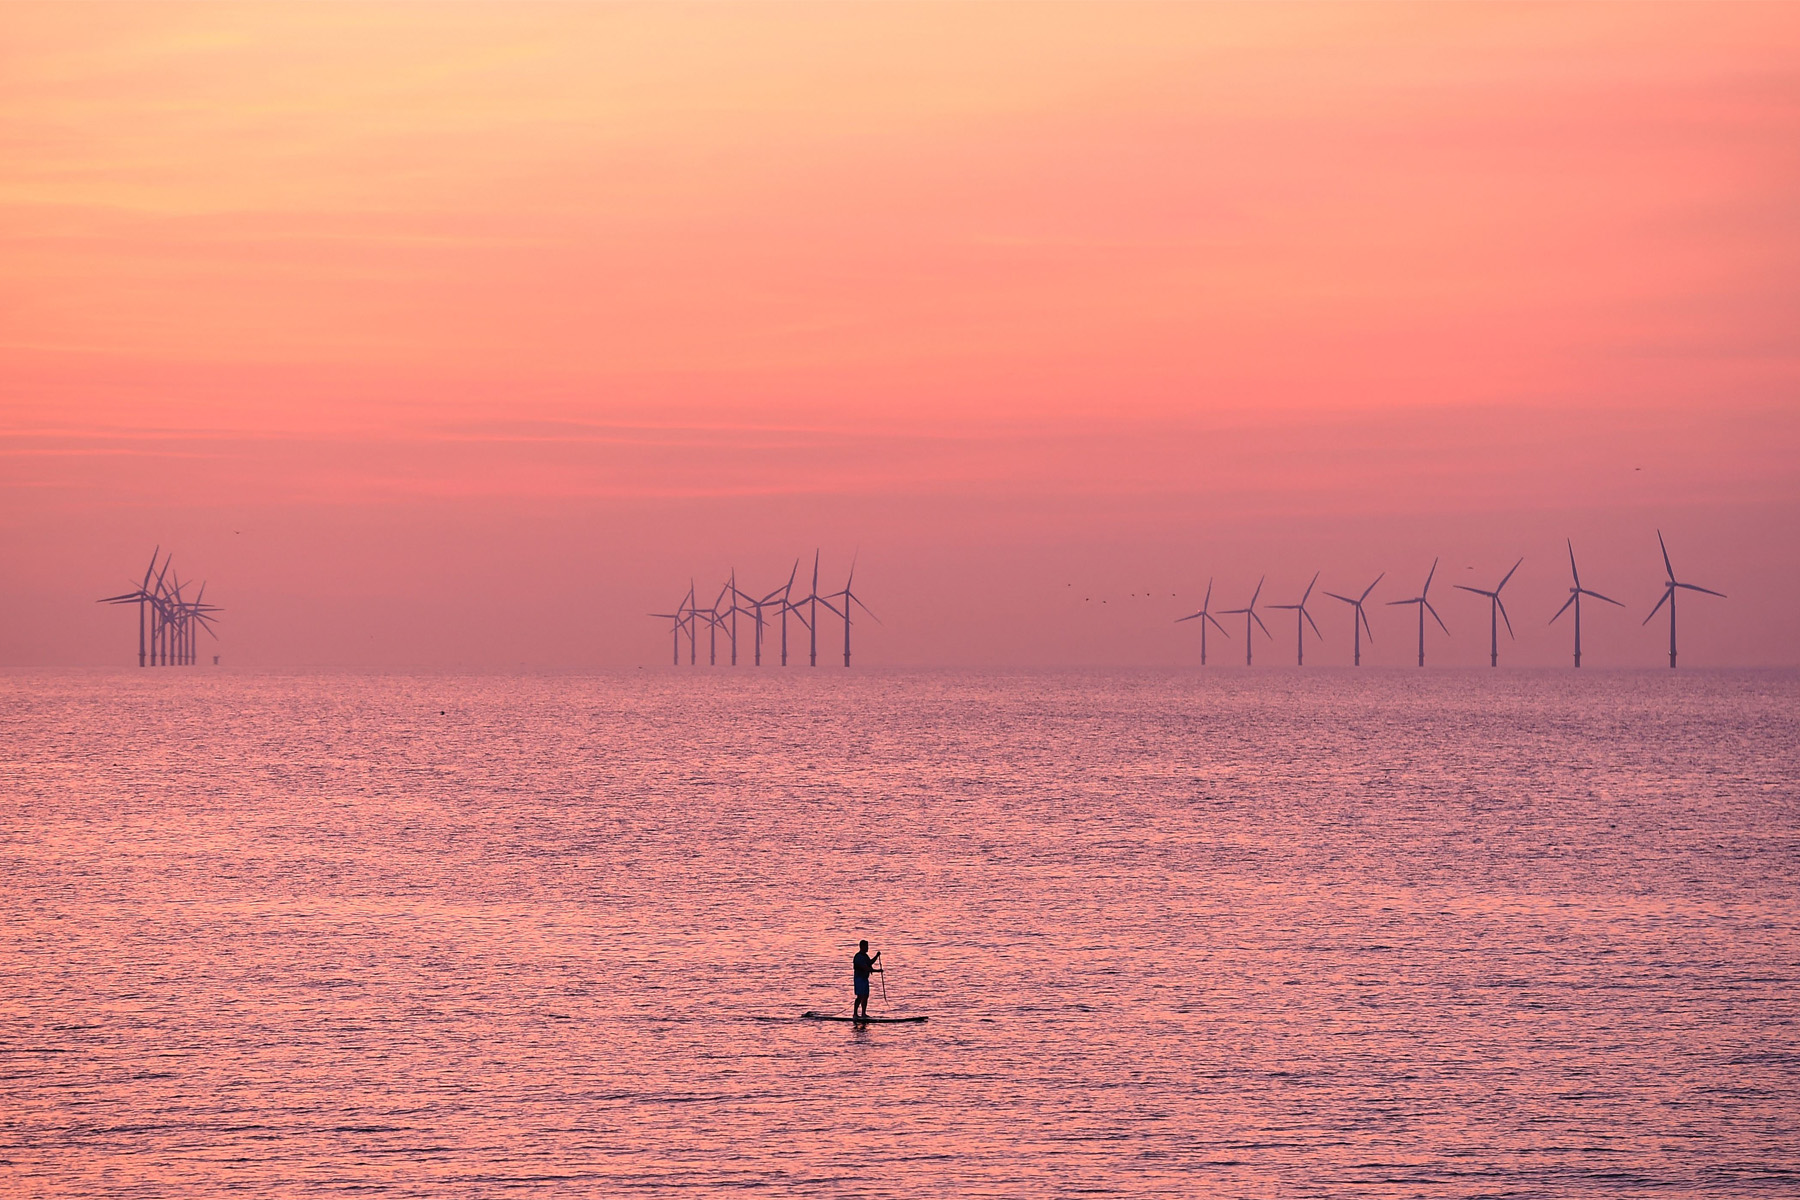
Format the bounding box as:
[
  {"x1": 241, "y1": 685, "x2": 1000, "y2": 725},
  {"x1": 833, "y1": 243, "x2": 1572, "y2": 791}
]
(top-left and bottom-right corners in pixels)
[
  {"x1": 1268, "y1": 572, "x2": 1322, "y2": 666},
  {"x1": 770, "y1": 560, "x2": 801, "y2": 666},
  {"x1": 825, "y1": 555, "x2": 880, "y2": 667},
  {"x1": 1644, "y1": 530, "x2": 1724, "y2": 669},
  {"x1": 805, "y1": 551, "x2": 824, "y2": 666},
  {"x1": 684, "y1": 580, "x2": 698, "y2": 664},
  {"x1": 706, "y1": 580, "x2": 732, "y2": 665},
  {"x1": 1174, "y1": 578, "x2": 1230, "y2": 666},
  {"x1": 1549, "y1": 541, "x2": 1621, "y2": 668},
  {"x1": 1218, "y1": 577, "x2": 1271, "y2": 666},
  {"x1": 1387, "y1": 558, "x2": 1449, "y2": 667},
  {"x1": 185, "y1": 580, "x2": 222, "y2": 664},
  {"x1": 726, "y1": 569, "x2": 744, "y2": 665},
  {"x1": 1455, "y1": 557, "x2": 1523, "y2": 668},
  {"x1": 1323, "y1": 573, "x2": 1382, "y2": 666},
  {"x1": 735, "y1": 573, "x2": 773, "y2": 667},
  {"x1": 96, "y1": 546, "x2": 163, "y2": 667},
  {"x1": 146, "y1": 552, "x2": 173, "y2": 665},
  {"x1": 648, "y1": 596, "x2": 687, "y2": 665}
]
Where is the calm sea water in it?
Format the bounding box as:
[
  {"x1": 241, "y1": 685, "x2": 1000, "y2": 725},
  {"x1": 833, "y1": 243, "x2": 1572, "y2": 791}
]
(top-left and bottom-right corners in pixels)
[{"x1": 2, "y1": 668, "x2": 1797, "y2": 1197}]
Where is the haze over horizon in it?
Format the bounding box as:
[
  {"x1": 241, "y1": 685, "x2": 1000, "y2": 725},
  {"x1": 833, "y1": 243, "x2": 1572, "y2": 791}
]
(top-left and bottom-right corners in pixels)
[{"x1": 4, "y1": 3, "x2": 1797, "y2": 669}]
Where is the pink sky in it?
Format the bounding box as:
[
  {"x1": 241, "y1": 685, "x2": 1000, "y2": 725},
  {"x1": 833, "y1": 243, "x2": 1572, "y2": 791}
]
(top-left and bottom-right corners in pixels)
[{"x1": 3, "y1": 3, "x2": 1797, "y2": 668}]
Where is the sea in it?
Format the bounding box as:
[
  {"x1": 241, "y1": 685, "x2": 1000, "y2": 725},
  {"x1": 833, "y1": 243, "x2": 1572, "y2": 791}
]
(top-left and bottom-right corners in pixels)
[{"x1": 3, "y1": 668, "x2": 1797, "y2": 1197}]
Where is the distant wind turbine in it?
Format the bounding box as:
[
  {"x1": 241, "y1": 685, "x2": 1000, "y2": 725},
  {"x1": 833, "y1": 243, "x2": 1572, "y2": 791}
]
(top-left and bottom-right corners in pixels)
[
  {"x1": 1219, "y1": 577, "x2": 1271, "y2": 666},
  {"x1": 1323, "y1": 573, "x2": 1382, "y2": 666},
  {"x1": 805, "y1": 551, "x2": 823, "y2": 666},
  {"x1": 1549, "y1": 541, "x2": 1621, "y2": 668},
  {"x1": 1387, "y1": 558, "x2": 1449, "y2": 667},
  {"x1": 1644, "y1": 530, "x2": 1724, "y2": 669},
  {"x1": 726, "y1": 568, "x2": 744, "y2": 665},
  {"x1": 684, "y1": 580, "x2": 698, "y2": 664},
  {"x1": 769, "y1": 560, "x2": 799, "y2": 667},
  {"x1": 706, "y1": 580, "x2": 731, "y2": 665},
  {"x1": 1455, "y1": 557, "x2": 1523, "y2": 668},
  {"x1": 1268, "y1": 572, "x2": 1322, "y2": 666},
  {"x1": 648, "y1": 587, "x2": 690, "y2": 666},
  {"x1": 1174, "y1": 578, "x2": 1230, "y2": 666},
  {"x1": 823, "y1": 555, "x2": 879, "y2": 667},
  {"x1": 96, "y1": 547, "x2": 163, "y2": 667}
]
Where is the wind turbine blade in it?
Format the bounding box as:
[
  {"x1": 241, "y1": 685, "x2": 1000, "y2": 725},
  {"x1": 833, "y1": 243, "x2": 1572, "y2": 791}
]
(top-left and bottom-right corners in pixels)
[
  {"x1": 1207, "y1": 614, "x2": 1230, "y2": 636},
  {"x1": 1385, "y1": 598, "x2": 1414, "y2": 607},
  {"x1": 1301, "y1": 571, "x2": 1318, "y2": 604},
  {"x1": 1676, "y1": 583, "x2": 1726, "y2": 598},
  {"x1": 1425, "y1": 601, "x2": 1449, "y2": 634},
  {"x1": 1657, "y1": 530, "x2": 1674, "y2": 581},
  {"x1": 1549, "y1": 594, "x2": 1575, "y2": 624},
  {"x1": 1453, "y1": 585, "x2": 1484, "y2": 596},
  {"x1": 851, "y1": 594, "x2": 882, "y2": 624},
  {"x1": 1249, "y1": 576, "x2": 1264, "y2": 606},
  {"x1": 1497, "y1": 597, "x2": 1514, "y2": 638},
  {"x1": 1203, "y1": 578, "x2": 1213, "y2": 609},
  {"x1": 1423, "y1": 557, "x2": 1438, "y2": 595},
  {"x1": 1360, "y1": 609, "x2": 1375, "y2": 641},
  {"x1": 1251, "y1": 611, "x2": 1270, "y2": 637},
  {"x1": 1498, "y1": 557, "x2": 1523, "y2": 591},
  {"x1": 1644, "y1": 586, "x2": 1672, "y2": 623},
  {"x1": 1175, "y1": 612, "x2": 1203, "y2": 624},
  {"x1": 1585, "y1": 588, "x2": 1624, "y2": 607},
  {"x1": 1323, "y1": 591, "x2": 1354, "y2": 605},
  {"x1": 1361, "y1": 572, "x2": 1384, "y2": 602},
  {"x1": 1567, "y1": 539, "x2": 1580, "y2": 589},
  {"x1": 1303, "y1": 609, "x2": 1321, "y2": 638}
]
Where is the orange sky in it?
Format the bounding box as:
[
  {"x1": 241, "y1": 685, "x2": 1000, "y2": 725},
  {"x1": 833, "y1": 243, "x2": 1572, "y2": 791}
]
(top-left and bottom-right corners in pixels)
[{"x1": 3, "y1": 2, "x2": 1797, "y2": 667}]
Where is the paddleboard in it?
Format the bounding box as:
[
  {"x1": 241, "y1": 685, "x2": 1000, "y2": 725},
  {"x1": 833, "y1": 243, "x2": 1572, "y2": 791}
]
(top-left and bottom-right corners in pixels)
[{"x1": 800, "y1": 1011, "x2": 928, "y2": 1024}]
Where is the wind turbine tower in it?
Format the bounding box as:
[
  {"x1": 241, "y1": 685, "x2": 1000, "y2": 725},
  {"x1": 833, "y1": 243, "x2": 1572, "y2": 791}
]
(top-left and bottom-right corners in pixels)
[
  {"x1": 1268, "y1": 572, "x2": 1322, "y2": 666},
  {"x1": 1174, "y1": 578, "x2": 1230, "y2": 666},
  {"x1": 1323, "y1": 573, "x2": 1382, "y2": 667},
  {"x1": 1455, "y1": 557, "x2": 1523, "y2": 668},
  {"x1": 1386, "y1": 558, "x2": 1449, "y2": 667},
  {"x1": 1644, "y1": 531, "x2": 1724, "y2": 669},
  {"x1": 1549, "y1": 541, "x2": 1621, "y2": 667}
]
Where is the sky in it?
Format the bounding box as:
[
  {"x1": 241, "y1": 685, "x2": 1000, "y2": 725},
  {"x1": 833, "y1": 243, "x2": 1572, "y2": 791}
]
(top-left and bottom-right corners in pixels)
[{"x1": 3, "y1": 2, "x2": 1797, "y2": 669}]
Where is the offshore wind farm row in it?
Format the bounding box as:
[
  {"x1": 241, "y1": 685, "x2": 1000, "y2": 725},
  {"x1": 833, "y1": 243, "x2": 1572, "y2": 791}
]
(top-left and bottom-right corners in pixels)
[
  {"x1": 1177, "y1": 531, "x2": 1723, "y2": 669},
  {"x1": 97, "y1": 531, "x2": 1724, "y2": 669},
  {"x1": 651, "y1": 552, "x2": 878, "y2": 668}
]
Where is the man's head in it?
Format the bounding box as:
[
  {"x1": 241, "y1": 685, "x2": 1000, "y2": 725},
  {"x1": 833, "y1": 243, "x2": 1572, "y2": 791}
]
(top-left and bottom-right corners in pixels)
[{"x1": 859, "y1": 940, "x2": 868, "y2": 951}]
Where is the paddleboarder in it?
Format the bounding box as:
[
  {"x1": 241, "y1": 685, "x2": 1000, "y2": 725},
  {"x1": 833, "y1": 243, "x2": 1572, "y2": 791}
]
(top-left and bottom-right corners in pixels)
[{"x1": 852, "y1": 940, "x2": 881, "y2": 1019}]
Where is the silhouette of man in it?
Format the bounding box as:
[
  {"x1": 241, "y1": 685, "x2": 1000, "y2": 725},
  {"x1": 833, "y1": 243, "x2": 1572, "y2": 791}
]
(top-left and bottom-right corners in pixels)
[{"x1": 852, "y1": 940, "x2": 880, "y2": 1019}]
